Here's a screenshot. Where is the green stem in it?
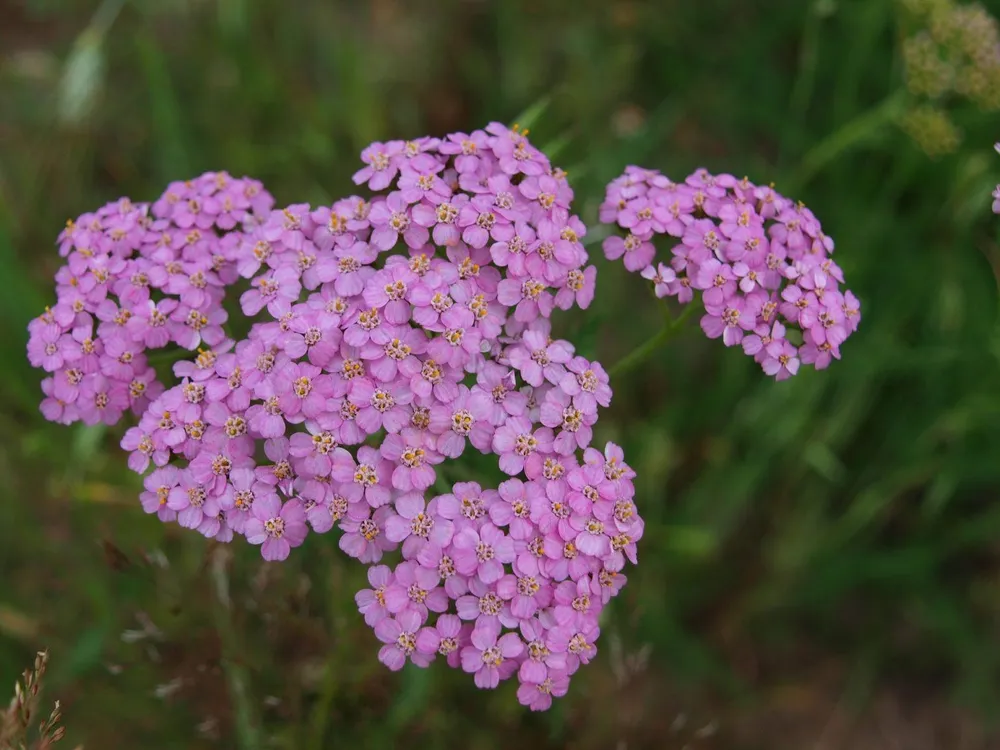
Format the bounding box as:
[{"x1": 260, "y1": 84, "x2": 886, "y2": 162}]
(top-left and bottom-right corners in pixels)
[
  {"x1": 209, "y1": 548, "x2": 262, "y2": 750},
  {"x1": 789, "y1": 89, "x2": 908, "y2": 193},
  {"x1": 787, "y1": 1, "x2": 825, "y2": 126},
  {"x1": 608, "y1": 302, "x2": 696, "y2": 378},
  {"x1": 146, "y1": 347, "x2": 193, "y2": 364},
  {"x1": 306, "y1": 563, "x2": 347, "y2": 750}
]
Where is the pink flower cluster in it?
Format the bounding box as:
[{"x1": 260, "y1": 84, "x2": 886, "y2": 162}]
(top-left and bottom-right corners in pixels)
[
  {"x1": 28, "y1": 124, "x2": 642, "y2": 710},
  {"x1": 26, "y1": 172, "x2": 274, "y2": 425},
  {"x1": 601, "y1": 167, "x2": 861, "y2": 379}
]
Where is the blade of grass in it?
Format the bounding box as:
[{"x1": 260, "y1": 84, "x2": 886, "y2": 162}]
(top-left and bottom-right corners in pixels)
[
  {"x1": 510, "y1": 95, "x2": 551, "y2": 132},
  {"x1": 134, "y1": 30, "x2": 192, "y2": 180},
  {"x1": 209, "y1": 547, "x2": 262, "y2": 750}
]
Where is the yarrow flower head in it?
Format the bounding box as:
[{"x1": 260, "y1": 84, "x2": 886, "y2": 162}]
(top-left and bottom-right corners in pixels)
[
  {"x1": 29, "y1": 126, "x2": 640, "y2": 710},
  {"x1": 600, "y1": 167, "x2": 861, "y2": 378},
  {"x1": 29, "y1": 172, "x2": 274, "y2": 426}
]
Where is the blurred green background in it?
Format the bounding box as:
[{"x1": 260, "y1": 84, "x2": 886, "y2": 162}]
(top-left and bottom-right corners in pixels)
[{"x1": 3, "y1": 0, "x2": 1000, "y2": 747}]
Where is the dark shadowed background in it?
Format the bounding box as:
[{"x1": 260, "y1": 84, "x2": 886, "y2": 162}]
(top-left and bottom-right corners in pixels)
[{"x1": 2, "y1": 0, "x2": 1000, "y2": 748}]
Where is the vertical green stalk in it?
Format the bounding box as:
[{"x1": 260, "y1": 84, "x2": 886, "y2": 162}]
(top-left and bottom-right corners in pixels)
[
  {"x1": 306, "y1": 575, "x2": 341, "y2": 749},
  {"x1": 210, "y1": 547, "x2": 262, "y2": 750},
  {"x1": 134, "y1": 30, "x2": 192, "y2": 181},
  {"x1": 787, "y1": 1, "x2": 826, "y2": 125}
]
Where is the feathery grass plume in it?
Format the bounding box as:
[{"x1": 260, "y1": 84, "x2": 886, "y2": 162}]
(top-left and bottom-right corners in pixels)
[{"x1": 0, "y1": 650, "x2": 77, "y2": 750}]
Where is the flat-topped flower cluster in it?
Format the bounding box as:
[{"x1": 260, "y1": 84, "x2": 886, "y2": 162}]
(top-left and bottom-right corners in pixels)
[
  {"x1": 601, "y1": 167, "x2": 861, "y2": 379},
  {"x1": 28, "y1": 171, "x2": 273, "y2": 425},
  {"x1": 27, "y1": 124, "x2": 641, "y2": 710}
]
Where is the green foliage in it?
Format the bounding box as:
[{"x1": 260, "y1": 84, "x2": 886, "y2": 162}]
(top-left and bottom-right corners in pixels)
[{"x1": 1, "y1": 0, "x2": 999, "y2": 747}]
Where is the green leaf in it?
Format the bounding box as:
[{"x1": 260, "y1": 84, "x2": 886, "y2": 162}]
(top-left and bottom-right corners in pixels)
[{"x1": 510, "y1": 96, "x2": 551, "y2": 133}]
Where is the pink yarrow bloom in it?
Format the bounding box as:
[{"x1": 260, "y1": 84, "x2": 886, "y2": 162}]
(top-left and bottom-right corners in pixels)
[
  {"x1": 244, "y1": 496, "x2": 308, "y2": 561},
  {"x1": 599, "y1": 165, "x2": 859, "y2": 379},
  {"x1": 29, "y1": 141, "x2": 654, "y2": 712}
]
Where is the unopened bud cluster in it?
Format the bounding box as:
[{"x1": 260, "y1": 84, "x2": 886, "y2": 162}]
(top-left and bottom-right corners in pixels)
[{"x1": 898, "y1": 0, "x2": 1000, "y2": 154}]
